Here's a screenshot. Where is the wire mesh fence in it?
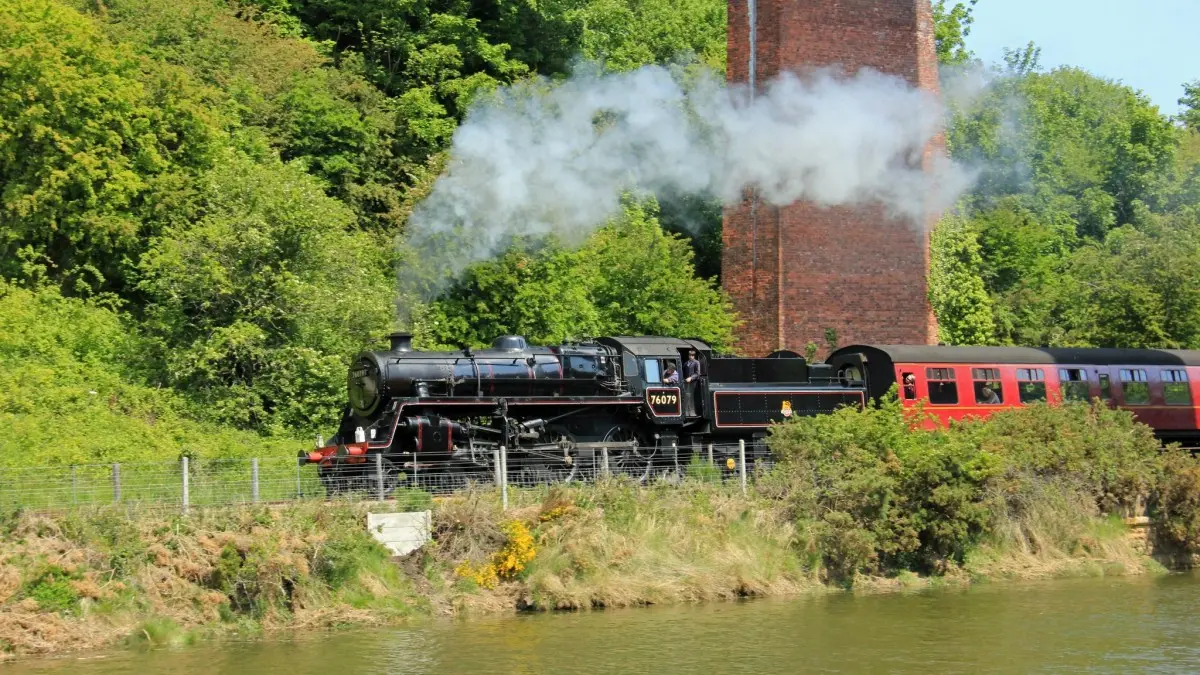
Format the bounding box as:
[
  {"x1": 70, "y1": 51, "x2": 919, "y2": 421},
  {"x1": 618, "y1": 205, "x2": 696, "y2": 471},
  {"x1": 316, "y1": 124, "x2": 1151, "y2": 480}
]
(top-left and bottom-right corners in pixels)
[{"x1": 0, "y1": 441, "x2": 776, "y2": 514}]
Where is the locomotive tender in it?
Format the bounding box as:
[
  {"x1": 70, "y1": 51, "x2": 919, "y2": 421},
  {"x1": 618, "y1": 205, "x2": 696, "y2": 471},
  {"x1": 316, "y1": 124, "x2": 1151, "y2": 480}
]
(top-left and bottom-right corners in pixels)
[{"x1": 301, "y1": 332, "x2": 865, "y2": 490}]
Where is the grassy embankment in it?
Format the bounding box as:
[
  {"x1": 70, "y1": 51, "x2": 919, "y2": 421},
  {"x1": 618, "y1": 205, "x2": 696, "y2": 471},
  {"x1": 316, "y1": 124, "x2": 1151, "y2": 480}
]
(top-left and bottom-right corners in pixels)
[{"x1": 4, "y1": 399, "x2": 1200, "y2": 660}]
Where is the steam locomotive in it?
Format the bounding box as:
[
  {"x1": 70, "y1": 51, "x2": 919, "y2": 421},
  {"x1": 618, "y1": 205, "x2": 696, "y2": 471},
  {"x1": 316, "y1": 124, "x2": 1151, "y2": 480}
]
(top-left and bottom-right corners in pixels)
[{"x1": 300, "y1": 332, "x2": 866, "y2": 491}]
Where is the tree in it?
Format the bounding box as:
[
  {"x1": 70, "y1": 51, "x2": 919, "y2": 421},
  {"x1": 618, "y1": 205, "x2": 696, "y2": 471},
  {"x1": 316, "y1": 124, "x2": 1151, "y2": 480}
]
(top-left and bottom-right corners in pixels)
[
  {"x1": 929, "y1": 214, "x2": 995, "y2": 345},
  {"x1": 1048, "y1": 220, "x2": 1200, "y2": 349},
  {"x1": 567, "y1": 0, "x2": 727, "y2": 72},
  {"x1": 81, "y1": 0, "x2": 410, "y2": 230},
  {"x1": 947, "y1": 67, "x2": 1178, "y2": 239},
  {"x1": 0, "y1": 0, "x2": 224, "y2": 294},
  {"x1": 932, "y1": 0, "x2": 978, "y2": 67},
  {"x1": 418, "y1": 199, "x2": 737, "y2": 350},
  {"x1": 1180, "y1": 80, "x2": 1200, "y2": 131},
  {"x1": 138, "y1": 154, "x2": 396, "y2": 433}
]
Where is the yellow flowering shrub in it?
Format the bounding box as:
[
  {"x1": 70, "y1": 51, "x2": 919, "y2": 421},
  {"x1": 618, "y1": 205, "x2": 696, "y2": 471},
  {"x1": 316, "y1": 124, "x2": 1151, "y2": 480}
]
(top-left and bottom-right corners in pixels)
[{"x1": 454, "y1": 520, "x2": 536, "y2": 589}]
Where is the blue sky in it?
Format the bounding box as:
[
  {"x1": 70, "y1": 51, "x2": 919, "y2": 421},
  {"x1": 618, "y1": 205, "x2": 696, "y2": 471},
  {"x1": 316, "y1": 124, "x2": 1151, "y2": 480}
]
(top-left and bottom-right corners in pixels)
[{"x1": 968, "y1": 0, "x2": 1200, "y2": 115}]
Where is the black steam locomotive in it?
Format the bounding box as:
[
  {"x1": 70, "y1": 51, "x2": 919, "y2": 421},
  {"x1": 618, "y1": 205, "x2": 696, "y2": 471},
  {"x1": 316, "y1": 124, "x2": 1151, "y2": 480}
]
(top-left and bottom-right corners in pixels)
[{"x1": 301, "y1": 332, "x2": 866, "y2": 490}]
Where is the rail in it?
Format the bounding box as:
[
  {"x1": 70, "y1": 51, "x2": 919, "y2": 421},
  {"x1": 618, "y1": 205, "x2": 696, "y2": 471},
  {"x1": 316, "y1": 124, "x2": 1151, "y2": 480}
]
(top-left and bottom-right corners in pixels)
[{"x1": 0, "y1": 442, "x2": 773, "y2": 514}]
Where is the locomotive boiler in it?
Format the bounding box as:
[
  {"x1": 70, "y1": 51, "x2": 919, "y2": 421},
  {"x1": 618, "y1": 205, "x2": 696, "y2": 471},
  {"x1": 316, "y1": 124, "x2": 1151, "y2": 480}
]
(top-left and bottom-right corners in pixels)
[{"x1": 302, "y1": 332, "x2": 867, "y2": 492}]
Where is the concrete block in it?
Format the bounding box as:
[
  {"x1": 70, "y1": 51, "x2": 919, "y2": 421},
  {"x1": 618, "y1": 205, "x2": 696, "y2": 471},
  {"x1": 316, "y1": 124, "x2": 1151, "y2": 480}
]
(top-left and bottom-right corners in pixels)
[{"x1": 367, "y1": 510, "x2": 432, "y2": 557}]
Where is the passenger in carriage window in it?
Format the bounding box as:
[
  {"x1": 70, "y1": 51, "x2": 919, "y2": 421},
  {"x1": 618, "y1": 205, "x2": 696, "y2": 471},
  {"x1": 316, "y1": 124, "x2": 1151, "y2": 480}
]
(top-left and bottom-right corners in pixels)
[
  {"x1": 902, "y1": 373, "x2": 917, "y2": 400},
  {"x1": 979, "y1": 386, "x2": 1001, "y2": 405}
]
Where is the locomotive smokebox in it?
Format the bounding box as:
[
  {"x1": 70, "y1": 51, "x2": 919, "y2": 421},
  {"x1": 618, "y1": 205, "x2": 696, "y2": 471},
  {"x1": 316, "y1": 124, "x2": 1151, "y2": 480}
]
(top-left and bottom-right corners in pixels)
[{"x1": 389, "y1": 332, "x2": 413, "y2": 352}]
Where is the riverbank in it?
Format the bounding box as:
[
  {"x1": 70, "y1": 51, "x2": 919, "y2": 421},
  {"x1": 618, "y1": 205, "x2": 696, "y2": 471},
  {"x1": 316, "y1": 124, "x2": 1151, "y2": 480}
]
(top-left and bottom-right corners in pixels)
[
  {"x1": 5, "y1": 400, "x2": 1199, "y2": 661},
  {"x1": 0, "y1": 483, "x2": 1167, "y2": 661}
]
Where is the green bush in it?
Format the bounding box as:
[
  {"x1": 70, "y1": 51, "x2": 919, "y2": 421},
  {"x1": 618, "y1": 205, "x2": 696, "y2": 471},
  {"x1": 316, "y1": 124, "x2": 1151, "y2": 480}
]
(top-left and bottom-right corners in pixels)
[
  {"x1": 22, "y1": 565, "x2": 80, "y2": 614},
  {"x1": 0, "y1": 281, "x2": 304, "y2": 466},
  {"x1": 767, "y1": 397, "x2": 1164, "y2": 583},
  {"x1": 1150, "y1": 449, "x2": 1200, "y2": 551}
]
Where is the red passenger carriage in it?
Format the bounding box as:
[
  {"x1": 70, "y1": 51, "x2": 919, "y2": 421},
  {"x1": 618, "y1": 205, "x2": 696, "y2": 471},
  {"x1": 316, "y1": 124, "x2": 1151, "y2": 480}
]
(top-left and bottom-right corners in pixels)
[{"x1": 827, "y1": 346, "x2": 1200, "y2": 445}]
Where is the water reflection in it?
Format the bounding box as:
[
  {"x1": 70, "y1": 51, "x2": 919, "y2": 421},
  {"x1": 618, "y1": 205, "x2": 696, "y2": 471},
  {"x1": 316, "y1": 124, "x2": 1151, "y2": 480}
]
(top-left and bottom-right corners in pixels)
[{"x1": 9, "y1": 573, "x2": 1200, "y2": 674}]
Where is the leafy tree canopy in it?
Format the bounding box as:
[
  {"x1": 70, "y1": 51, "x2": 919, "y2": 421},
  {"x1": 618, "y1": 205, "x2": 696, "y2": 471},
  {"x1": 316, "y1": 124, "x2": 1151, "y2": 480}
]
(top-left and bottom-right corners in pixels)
[
  {"x1": 0, "y1": 0, "x2": 225, "y2": 294},
  {"x1": 137, "y1": 154, "x2": 396, "y2": 433},
  {"x1": 417, "y1": 200, "x2": 737, "y2": 350}
]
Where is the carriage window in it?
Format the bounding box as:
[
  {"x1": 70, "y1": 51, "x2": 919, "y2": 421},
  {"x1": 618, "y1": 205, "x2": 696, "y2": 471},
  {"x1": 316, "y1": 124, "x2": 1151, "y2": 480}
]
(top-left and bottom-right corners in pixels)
[
  {"x1": 901, "y1": 371, "x2": 917, "y2": 400},
  {"x1": 1058, "y1": 368, "x2": 1089, "y2": 402},
  {"x1": 925, "y1": 368, "x2": 958, "y2": 405},
  {"x1": 1017, "y1": 368, "x2": 1046, "y2": 403},
  {"x1": 1098, "y1": 373, "x2": 1112, "y2": 401},
  {"x1": 643, "y1": 359, "x2": 661, "y2": 384},
  {"x1": 971, "y1": 368, "x2": 1003, "y2": 405},
  {"x1": 1119, "y1": 369, "x2": 1149, "y2": 405},
  {"x1": 1164, "y1": 369, "x2": 1190, "y2": 406}
]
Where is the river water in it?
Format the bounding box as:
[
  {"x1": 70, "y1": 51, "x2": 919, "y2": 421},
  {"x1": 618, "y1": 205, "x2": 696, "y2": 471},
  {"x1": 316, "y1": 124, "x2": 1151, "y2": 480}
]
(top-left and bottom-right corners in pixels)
[{"x1": 9, "y1": 573, "x2": 1200, "y2": 673}]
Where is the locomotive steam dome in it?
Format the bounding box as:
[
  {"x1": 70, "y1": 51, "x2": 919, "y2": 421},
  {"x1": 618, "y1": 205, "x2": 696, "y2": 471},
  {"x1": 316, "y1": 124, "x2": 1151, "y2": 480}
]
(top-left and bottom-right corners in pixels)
[{"x1": 492, "y1": 335, "x2": 527, "y2": 351}]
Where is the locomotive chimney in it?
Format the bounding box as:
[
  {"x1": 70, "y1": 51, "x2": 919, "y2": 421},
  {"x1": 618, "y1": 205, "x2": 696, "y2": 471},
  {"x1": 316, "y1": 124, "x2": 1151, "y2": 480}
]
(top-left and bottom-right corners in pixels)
[{"x1": 389, "y1": 332, "x2": 413, "y2": 352}]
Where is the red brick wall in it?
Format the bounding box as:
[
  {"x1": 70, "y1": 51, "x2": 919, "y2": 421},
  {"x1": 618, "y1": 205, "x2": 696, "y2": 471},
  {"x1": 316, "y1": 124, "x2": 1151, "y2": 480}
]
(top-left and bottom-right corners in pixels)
[{"x1": 722, "y1": 0, "x2": 942, "y2": 357}]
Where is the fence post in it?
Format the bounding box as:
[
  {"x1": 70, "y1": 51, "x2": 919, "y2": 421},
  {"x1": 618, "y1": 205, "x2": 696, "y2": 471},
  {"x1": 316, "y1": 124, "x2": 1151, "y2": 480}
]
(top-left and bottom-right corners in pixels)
[
  {"x1": 295, "y1": 460, "x2": 303, "y2": 499},
  {"x1": 375, "y1": 453, "x2": 385, "y2": 502},
  {"x1": 251, "y1": 458, "x2": 260, "y2": 504},
  {"x1": 707, "y1": 444, "x2": 714, "y2": 467},
  {"x1": 112, "y1": 463, "x2": 121, "y2": 503},
  {"x1": 671, "y1": 441, "x2": 678, "y2": 472},
  {"x1": 601, "y1": 446, "x2": 610, "y2": 478},
  {"x1": 738, "y1": 440, "x2": 747, "y2": 497},
  {"x1": 71, "y1": 465, "x2": 78, "y2": 506},
  {"x1": 181, "y1": 456, "x2": 190, "y2": 515},
  {"x1": 500, "y1": 446, "x2": 508, "y2": 511}
]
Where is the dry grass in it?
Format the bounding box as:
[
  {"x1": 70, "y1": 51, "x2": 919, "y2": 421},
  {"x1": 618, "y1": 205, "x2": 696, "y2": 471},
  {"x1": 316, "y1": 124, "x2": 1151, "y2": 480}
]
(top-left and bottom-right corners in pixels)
[
  {"x1": 965, "y1": 480, "x2": 1154, "y2": 580},
  {"x1": 425, "y1": 482, "x2": 821, "y2": 613},
  {"x1": 0, "y1": 478, "x2": 1169, "y2": 662},
  {"x1": 0, "y1": 503, "x2": 421, "y2": 661}
]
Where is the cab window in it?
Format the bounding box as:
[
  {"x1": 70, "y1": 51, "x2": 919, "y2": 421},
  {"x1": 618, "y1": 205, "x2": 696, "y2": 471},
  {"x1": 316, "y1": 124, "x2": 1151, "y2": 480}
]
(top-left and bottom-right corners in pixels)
[
  {"x1": 1058, "y1": 368, "x2": 1089, "y2": 402},
  {"x1": 1119, "y1": 369, "x2": 1149, "y2": 405},
  {"x1": 971, "y1": 368, "x2": 1003, "y2": 405},
  {"x1": 1016, "y1": 368, "x2": 1046, "y2": 403},
  {"x1": 1164, "y1": 369, "x2": 1190, "y2": 405},
  {"x1": 925, "y1": 368, "x2": 958, "y2": 405},
  {"x1": 643, "y1": 359, "x2": 661, "y2": 384}
]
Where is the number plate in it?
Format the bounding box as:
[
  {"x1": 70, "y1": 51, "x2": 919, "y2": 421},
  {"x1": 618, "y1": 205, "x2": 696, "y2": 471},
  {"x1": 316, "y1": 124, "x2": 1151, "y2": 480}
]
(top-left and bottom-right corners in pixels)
[{"x1": 645, "y1": 387, "x2": 682, "y2": 417}]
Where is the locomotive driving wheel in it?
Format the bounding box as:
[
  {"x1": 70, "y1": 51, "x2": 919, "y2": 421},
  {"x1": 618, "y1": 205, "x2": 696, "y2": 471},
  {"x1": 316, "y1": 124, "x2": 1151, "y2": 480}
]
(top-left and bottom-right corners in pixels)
[
  {"x1": 514, "y1": 425, "x2": 580, "y2": 486},
  {"x1": 602, "y1": 424, "x2": 653, "y2": 483}
]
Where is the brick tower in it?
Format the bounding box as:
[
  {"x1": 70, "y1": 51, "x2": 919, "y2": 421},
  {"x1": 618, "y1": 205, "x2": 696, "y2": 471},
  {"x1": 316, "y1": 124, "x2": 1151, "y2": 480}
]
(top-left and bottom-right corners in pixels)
[{"x1": 722, "y1": 0, "x2": 942, "y2": 356}]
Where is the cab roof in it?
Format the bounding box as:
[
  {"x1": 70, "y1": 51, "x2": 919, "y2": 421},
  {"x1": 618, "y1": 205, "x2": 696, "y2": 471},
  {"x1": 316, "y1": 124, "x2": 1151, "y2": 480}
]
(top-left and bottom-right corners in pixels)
[{"x1": 599, "y1": 336, "x2": 711, "y2": 356}]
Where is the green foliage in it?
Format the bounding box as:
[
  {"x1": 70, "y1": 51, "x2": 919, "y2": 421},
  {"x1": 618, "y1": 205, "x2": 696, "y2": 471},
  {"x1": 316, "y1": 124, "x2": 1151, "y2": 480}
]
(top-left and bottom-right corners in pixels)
[
  {"x1": 931, "y1": 1, "x2": 977, "y2": 67},
  {"x1": 929, "y1": 214, "x2": 995, "y2": 345},
  {"x1": 22, "y1": 565, "x2": 81, "y2": 614},
  {"x1": 418, "y1": 199, "x2": 737, "y2": 350},
  {"x1": 950, "y1": 67, "x2": 1177, "y2": 236},
  {"x1": 1152, "y1": 449, "x2": 1200, "y2": 551},
  {"x1": 0, "y1": 280, "x2": 302, "y2": 465},
  {"x1": 138, "y1": 154, "x2": 396, "y2": 433},
  {"x1": 77, "y1": 0, "x2": 410, "y2": 230},
  {"x1": 568, "y1": 0, "x2": 726, "y2": 72},
  {"x1": 1178, "y1": 80, "x2": 1200, "y2": 131},
  {"x1": 1046, "y1": 221, "x2": 1200, "y2": 348},
  {"x1": 0, "y1": 0, "x2": 223, "y2": 293},
  {"x1": 767, "y1": 398, "x2": 1163, "y2": 583},
  {"x1": 940, "y1": 63, "x2": 1190, "y2": 348}
]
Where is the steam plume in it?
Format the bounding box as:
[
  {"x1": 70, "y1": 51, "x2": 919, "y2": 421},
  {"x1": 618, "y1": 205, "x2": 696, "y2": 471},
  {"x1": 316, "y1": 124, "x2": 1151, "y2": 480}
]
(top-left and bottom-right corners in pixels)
[{"x1": 404, "y1": 63, "x2": 973, "y2": 300}]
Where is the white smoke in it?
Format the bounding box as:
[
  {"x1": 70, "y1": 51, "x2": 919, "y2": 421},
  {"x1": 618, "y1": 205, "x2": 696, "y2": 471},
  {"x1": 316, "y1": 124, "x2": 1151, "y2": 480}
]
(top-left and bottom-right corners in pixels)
[{"x1": 405, "y1": 63, "x2": 974, "y2": 296}]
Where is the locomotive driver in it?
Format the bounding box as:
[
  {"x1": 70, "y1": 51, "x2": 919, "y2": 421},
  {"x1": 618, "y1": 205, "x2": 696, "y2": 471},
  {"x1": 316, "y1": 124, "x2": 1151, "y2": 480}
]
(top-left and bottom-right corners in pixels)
[{"x1": 684, "y1": 349, "x2": 701, "y2": 416}]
